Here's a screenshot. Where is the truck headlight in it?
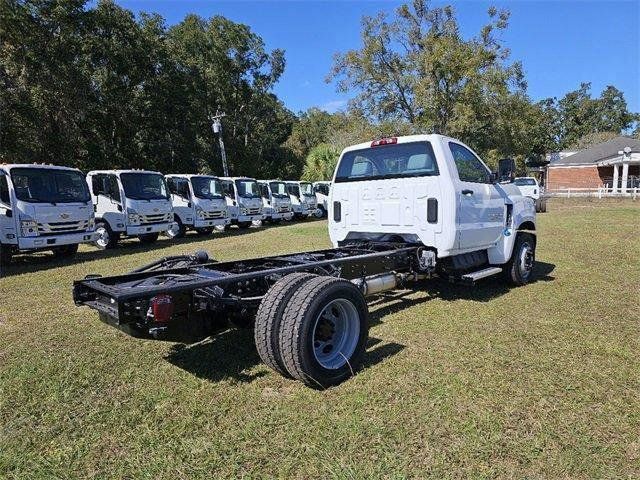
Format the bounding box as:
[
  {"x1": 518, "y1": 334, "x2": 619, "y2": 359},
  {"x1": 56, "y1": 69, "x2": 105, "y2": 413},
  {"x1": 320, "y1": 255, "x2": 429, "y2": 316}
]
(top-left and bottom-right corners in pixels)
[
  {"x1": 195, "y1": 207, "x2": 206, "y2": 219},
  {"x1": 128, "y1": 213, "x2": 140, "y2": 224},
  {"x1": 241, "y1": 208, "x2": 248, "y2": 215},
  {"x1": 20, "y1": 219, "x2": 38, "y2": 237},
  {"x1": 88, "y1": 218, "x2": 95, "y2": 230}
]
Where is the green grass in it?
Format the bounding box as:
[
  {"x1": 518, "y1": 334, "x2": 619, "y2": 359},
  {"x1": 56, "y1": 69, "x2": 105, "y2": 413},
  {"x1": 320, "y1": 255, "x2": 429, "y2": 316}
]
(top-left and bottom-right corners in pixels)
[{"x1": 1, "y1": 199, "x2": 639, "y2": 479}]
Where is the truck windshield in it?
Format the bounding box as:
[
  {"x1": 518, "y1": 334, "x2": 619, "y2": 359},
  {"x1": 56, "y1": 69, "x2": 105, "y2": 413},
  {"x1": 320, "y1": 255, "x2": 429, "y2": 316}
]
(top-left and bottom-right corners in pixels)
[
  {"x1": 191, "y1": 176, "x2": 223, "y2": 199},
  {"x1": 120, "y1": 173, "x2": 168, "y2": 200},
  {"x1": 334, "y1": 141, "x2": 439, "y2": 183},
  {"x1": 220, "y1": 180, "x2": 235, "y2": 198},
  {"x1": 235, "y1": 179, "x2": 260, "y2": 198},
  {"x1": 10, "y1": 168, "x2": 90, "y2": 203},
  {"x1": 515, "y1": 178, "x2": 536, "y2": 186},
  {"x1": 300, "y1": 182, "x2": 313, "y2": 196},
  {"x1": 269, "y1": 181, "x2": 288, "y2": 197}
]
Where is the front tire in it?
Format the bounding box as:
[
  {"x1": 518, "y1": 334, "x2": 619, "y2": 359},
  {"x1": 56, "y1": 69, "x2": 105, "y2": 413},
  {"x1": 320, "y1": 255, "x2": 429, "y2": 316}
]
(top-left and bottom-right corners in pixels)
[
  {"x1": 94, "y1": 221, "x2": 119, "y2": 250},
  {"x1": 237, "y1": 221, "x2": 251, "y2": 229},
  {"x1": 504, "y1": 233, "x2": 536, "y2": 286},
  {"x1": 166, "y1": 217, "x2": 186, "y2": 239},
  {"x1": 279, "y1": 276, "x2": 369, "y2": 388},
  {"x1": 138, "y1": 232, "x2": 159, "y2": 244},
  {"x1": 195, "y1": 227, "x2": 213, "y2": 236}
]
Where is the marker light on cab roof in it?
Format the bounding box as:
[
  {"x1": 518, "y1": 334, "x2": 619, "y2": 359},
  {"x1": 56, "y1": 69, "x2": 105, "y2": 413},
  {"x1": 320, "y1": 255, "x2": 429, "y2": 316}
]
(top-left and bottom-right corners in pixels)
[{"x1": 370, "y1": 137, "x2": 398, "y2": 147}]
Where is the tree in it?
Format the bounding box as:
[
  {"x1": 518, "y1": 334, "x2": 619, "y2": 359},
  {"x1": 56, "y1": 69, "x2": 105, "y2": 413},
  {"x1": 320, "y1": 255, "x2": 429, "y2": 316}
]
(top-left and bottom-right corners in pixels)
[
  {"x1": 329, "y1": 1, "x2": 525, "y2": 138},
  {"x1": 301, "y1": 143, "x2": 340, "y2": 182}
]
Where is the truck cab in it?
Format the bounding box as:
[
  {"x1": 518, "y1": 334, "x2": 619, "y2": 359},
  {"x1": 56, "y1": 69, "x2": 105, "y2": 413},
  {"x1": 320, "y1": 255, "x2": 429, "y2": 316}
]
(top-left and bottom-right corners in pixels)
[
  {"x1": 257, "y1": 180, "x2": 294, "y2": 223},
  {"x1": 219, "y1": 177, "x2": 264, "y2": 229},
  {"x1": 313, "y1": 181, "x2": 331, "y2": 218},
  {"x1": 285, "y1": 181, "x2": 318, "y2": 219},
  {"x1": 87, "y1": 169, "x2": 173, "y2": 249},
  {"x1": 165, "y1": 174, "x2": 230, "y2": 238},
  {"x1": 329, "y1": 134, "x2": 536, "y2": 277},
  {"x1": 0, "y1": 164, "x2": 97, "y2": 270},
  {"x1": 514, "y1": 177, "x2": 546, "y2": 212}
]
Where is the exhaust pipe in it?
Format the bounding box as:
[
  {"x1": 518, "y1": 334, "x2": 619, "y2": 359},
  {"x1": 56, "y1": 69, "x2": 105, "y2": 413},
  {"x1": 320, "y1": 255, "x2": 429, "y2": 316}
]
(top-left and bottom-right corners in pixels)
[{"x1": 353, "y1": 273, "x2": 397, "y2": 296}]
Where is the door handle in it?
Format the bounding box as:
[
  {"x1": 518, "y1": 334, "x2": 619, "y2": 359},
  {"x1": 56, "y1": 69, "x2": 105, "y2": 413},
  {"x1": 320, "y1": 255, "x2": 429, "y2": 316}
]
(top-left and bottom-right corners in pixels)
[{"x1": 462, "y1": 189, "x2": 474, "y2": 195}]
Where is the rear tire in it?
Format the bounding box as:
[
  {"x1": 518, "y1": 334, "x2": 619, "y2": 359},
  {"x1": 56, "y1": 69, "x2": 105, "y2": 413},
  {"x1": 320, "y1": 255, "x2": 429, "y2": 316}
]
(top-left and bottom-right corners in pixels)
[
  {"x1": 279, "y1": 276, "x2": 369, "y2": 388},
  {"x1": 52, "y1": 244, "x2": 78, "y2": 258},
  {"x1": 504, "y1": 233, "x2": 536, "y2": 286},
  {"x1": 94, "y1": 221, "x2": 118, "y2": 249},
  {"x1": 138, "y1": 232, "x2": 159, "y2": 244},
  {"x1": 254, "y1": 272, "x2": 318, "y2": 378}
]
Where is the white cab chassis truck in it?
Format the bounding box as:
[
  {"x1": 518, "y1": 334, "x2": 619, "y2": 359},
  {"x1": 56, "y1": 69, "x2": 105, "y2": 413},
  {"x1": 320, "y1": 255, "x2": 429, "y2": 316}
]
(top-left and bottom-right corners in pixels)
[
  {"x1": 285, "y1": 181, "x2": 319, "y2": 219},
  {"x1": 219, "y1": 177, "x2": 264, "y2": 229},
  {"x1": 74, "y1": 135, "x2": 537, "y2": 389},
  {"x1": 257, "y1": 180, "x2": 294, "y2": 223},
  {"x1": 514, "y1": 177, "x2": 547, "y2": 213},
  {"x1": 87, "y1": 170, "x2": 173, "y2": 249},
  {"x1": 313, "y1": 181, "x2": 331, "y2": 218},
  {"x1": 165, "y1": 174, "x2": 230, "y2": 238},
  {"x1": 0, "y1": 164, "x2": 96, "y2": 273}
]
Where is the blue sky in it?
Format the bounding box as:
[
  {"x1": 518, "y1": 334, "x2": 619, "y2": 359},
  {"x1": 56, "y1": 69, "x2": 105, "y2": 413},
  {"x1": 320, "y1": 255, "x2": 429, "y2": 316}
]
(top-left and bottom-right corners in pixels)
[{"x1": 116, "y1": 0, "x2": 639, "y2": 115}]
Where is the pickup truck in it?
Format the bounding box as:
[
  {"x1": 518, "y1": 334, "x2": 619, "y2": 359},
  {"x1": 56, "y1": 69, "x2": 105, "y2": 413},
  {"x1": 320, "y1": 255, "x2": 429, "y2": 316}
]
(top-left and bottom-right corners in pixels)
[
  {"x1": 74, "y1": 134, "x2": 537, "y2": 388},
  {"x1": 514, "y1": 177, "x2": 547, "y2": 212}
]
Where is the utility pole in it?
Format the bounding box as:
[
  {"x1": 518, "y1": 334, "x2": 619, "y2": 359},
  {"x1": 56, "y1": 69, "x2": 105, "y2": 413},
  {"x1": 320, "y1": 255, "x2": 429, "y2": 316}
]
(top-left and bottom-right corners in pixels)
[{"x1": 209, "y1": 111, "x2": 229, "y2": 177}]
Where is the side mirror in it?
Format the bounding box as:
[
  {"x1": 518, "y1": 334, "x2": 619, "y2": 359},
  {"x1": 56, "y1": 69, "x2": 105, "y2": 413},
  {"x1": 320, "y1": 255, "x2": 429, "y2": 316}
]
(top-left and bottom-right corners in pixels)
[{"x1": 497, "y1": 158, "x2": 516, "y2": 184}]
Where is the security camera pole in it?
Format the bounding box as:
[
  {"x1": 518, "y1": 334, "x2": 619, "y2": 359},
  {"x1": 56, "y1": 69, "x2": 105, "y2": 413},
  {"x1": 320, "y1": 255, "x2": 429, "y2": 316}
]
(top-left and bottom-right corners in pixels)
[{"x1": 210, "y1": 111, "x2": 229, "y2": 177}]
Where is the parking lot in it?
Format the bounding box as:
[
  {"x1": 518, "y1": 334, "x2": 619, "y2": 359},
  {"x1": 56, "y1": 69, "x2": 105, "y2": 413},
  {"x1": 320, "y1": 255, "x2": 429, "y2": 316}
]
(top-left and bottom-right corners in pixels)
[{"x1": 1, "y1": 199, "x2": 638, "y2": 478}]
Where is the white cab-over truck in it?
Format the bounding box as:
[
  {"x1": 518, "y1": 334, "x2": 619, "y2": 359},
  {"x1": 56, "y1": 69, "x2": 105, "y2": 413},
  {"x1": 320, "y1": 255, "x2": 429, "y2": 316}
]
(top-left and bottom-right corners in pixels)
[
  {"x1": 285, "y1": 181, "x2": 318, "y2": 218},
  {"x1": 74, "y1": 134, "x2": 537, "y2": 389},
  {"x1": 0, "y1": 164, "x2": 96, "y2": 273},
  {"x1": 87, "y1": 170, "x2": 173, "y2": 249},
  {"x1": 219, "y1": 177, "x2": 264, "y2": 229},
  {"x1": 165, "y1": 174, "x2": 230, "y2": 238},
  {"x1": 313, "y1": 181, "x2": 331, "y2": 217},
  {"x1": 257, "y1": 180, "x2": 294, "y2": 222},
  {"x1": 514, "y1": 177, "x2": 547, "y2": 213}
]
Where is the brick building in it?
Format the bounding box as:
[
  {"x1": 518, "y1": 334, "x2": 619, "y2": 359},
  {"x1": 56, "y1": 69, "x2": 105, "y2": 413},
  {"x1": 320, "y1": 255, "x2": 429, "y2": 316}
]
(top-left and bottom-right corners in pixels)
[{"x1": 547, "y1": 136, "x2": 640, "y2": 192}]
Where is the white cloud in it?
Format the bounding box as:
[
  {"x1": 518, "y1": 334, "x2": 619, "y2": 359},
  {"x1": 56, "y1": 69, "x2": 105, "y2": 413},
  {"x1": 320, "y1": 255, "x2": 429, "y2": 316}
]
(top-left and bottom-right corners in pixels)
[
  {"x1": 300, "y1": 80, "x2": 311, "y2": 87},
  {"x1": 319, "y1": 99, "x2": 348, "y2": 113}
]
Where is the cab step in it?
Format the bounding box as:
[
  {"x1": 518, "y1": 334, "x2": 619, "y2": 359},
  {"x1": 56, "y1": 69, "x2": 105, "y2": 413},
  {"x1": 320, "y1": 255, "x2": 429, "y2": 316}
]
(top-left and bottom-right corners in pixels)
[{"x1": 461, "y1": 267, "x2": 503, "y2": 285}]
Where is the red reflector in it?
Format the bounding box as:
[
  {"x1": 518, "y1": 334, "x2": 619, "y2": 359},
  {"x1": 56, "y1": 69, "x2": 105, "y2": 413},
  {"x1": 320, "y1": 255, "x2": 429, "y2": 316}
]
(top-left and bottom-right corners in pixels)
[
  {"x1": 371, "y1": 137, "x2": 398, "y2": 147},
  {"x1": 151, "y1": 294, "x2": 174, "y2": 324}
]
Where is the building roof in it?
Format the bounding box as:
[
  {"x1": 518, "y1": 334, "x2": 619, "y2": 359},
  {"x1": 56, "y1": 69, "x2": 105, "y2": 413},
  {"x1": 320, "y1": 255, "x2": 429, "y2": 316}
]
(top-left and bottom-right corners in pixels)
[{"x1": 551, "y1": 136, "x2": 640, "y2": 166}]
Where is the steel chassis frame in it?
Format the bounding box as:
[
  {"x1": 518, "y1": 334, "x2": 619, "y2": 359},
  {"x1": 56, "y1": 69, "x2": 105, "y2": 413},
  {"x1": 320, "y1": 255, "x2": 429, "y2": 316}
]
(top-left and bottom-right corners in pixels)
[{"x1": 73, "y1": 242, "x2": 422, "y2": 338}]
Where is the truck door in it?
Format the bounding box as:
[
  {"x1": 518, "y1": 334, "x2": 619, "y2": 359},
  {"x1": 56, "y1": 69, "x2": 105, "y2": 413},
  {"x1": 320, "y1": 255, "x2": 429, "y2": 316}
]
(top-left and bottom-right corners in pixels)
[
  {"x1": 448, "y1": 142, "x2": 504, "y2": 250},
  {"x1": 0, "y1": 172, "x2": 16, "y2": 240}
]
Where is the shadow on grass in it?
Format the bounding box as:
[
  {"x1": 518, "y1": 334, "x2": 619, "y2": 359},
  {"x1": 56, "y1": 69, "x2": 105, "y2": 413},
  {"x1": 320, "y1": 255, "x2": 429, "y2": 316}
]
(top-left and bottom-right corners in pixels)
[
  {"x1": 165, "y1": 330, "x2": 405, "y2": 385},
  {"x1": 368, "y1": 261, "x2": 556, "y2": 326},
  {"x1": 1, "y1": 219, "x2": 317, "y2": 278}
]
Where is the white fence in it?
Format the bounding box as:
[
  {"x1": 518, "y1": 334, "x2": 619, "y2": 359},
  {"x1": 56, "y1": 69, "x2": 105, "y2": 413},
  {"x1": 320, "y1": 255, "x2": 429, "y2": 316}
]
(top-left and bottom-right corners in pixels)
[{"x1": 545, "y1": 187, "x2": 639, "y2": 199}]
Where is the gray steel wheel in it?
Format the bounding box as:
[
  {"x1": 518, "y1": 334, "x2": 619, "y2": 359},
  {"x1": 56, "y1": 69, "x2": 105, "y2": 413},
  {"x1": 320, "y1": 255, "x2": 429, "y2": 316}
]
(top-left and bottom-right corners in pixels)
[
  {"x1": 312, "y1": 298, "x2": 360, "y2": 370},
  {"x1": 518, "y1": 239, "x2": 534, "y2": 282},
  {"x1": 166, "y1": 221, "x2": 182, "y2": 239}
]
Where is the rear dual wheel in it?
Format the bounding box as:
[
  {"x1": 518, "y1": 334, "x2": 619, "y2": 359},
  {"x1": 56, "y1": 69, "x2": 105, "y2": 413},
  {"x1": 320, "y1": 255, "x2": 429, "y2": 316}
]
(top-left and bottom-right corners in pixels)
[{"x1": 255, "y1": 274, "x2": 369, "y2": 388}]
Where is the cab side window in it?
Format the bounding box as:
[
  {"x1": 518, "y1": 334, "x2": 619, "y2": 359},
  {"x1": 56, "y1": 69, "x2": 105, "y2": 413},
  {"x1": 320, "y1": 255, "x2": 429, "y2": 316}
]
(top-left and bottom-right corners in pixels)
[
  {"x1": 0, "y1": 174, "x2": 10, "y2": 204},
  {"x1": 449, "y1": 142, "x2": 490, "y2": 183}
]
